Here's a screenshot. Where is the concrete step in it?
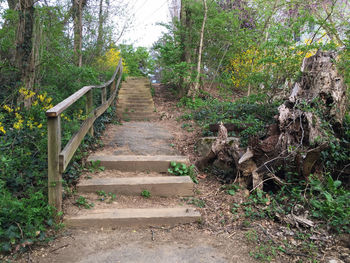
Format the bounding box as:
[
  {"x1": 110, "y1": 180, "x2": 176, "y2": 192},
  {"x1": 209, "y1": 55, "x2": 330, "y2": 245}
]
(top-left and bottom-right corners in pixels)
[
  {"x1": 118, "y1": 91, "x2": 151, "y2": 97},
  {"x1": 117, "y1": 107, "x2": 155, "y2": 112},
  {"x1": 117, "y1": 108, "x2": 155, "y2": 114},
  {"x1": 117, "y1": 104, "x2": 154, "y2": 110},
  {"x1": 77, "y1": 176, "x2": 194, "y2": 197},
  {"x1": 117, "y1": 110, "x2": 155, "y2": 114},
  {"x1": 117, "y1": 114, "x2": 157, "y2": 120},
  {"x1": 117, "y1": 101, "x2": 154, "y2": 108},
  {"x1": 119, "y1": 115, "x2": 157, "y2": 119},
  {"x1": 121, "y1": 116, "x2": 158, "y2": 121},
  {"x1": 117, "y1": 101, "x2": 153, "y2": 106},
  {"x1": 65, "y1": 207, "x2": 201, "y2": 228},
  {"x1": 118, "y1": 94, "x2": 152, "y2": 99},
  {"x1": 117, "y1": 98, "x2": 153, "y2": 103},
  {"x1": 117, "y1": 111, "x2": 155, "y2": 116},
  {"x1": 87, "y1": 155, "x2": 190, "y2": 172}
]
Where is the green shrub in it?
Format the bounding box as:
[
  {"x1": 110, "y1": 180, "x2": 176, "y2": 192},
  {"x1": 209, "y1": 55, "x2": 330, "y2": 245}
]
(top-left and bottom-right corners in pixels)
[
  {"x1": 181, "y1": 93, "x2": 280, "y2": 146},
  {"x1": 240, "y1": 175, "x2": 350, "y2": 233},
  {"x1": 0, "y1": 90, "x2": 116, "y2": 253},
  {"x1": 168, "y1": 162, "x2": 198, "y2": 184}
]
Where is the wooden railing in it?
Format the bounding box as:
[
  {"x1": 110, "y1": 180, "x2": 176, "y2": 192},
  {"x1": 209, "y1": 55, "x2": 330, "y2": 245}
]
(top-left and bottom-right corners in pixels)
[{"x1": 46, "y1": 58, "x2": 123, "y2": 213}]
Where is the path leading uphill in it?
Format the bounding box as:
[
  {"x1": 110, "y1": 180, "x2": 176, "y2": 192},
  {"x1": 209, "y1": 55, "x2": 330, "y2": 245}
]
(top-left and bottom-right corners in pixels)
[
  {"x1": 17, "y1": 78, "x2": 255, "y2": 263},
  {"x1": 64, "y1": 77, "x2": 200, "y2": 228}
]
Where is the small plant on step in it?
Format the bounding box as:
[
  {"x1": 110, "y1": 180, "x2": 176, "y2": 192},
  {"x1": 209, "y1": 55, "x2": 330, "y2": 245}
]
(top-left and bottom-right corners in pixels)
[
  {"x1": 186, "y1": 197, "x2": 205, "y2": 208},
  {"x1": 96, "y1": 191, "x2": 116, "y2": 202},
  {"x1": 75, "y1": 196, "x2": 94, "y2": 209},
  {"x1": 168, "y1": 162, "x2": 198, "y2": 184},
  {"x1": 107, "y1": 192, "x2": 117, "y2": 203},
  {"x1": 141, "y1": 190, "x2": 151, "y2": 198},
  {"x1": 96, "y1": 190, "x2": 107, "y2": 201},
  {"x1": 88, "y1": 160, "x2": 105, "y2": 173}
]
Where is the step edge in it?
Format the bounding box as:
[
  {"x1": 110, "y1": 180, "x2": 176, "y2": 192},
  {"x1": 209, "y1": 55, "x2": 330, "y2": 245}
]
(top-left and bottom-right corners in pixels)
[{"x1": 77, "y1": 176, "x2": 193, "y2": 186}]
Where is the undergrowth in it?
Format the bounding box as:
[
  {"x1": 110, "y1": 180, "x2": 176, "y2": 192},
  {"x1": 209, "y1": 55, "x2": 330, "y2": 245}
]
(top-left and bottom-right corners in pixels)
[
  {"x1": 168, "y1": 162, "x2": 198, "y2": 184},
  {"x1": 0, "y1": 89, "x2": 116, "y2": 254},
  {"x1": 179, "y1": 93, "x2": 280, "y2": 146},
  {"x1": 227, "y1": 174, "x2": 350, "y2": 234},
  {"x1": 226, "y1": 174, "x2": 349, "y2": 262}
]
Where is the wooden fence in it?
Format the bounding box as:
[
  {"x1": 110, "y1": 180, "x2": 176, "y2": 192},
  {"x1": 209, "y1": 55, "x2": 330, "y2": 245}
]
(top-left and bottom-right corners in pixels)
[{"x1": 46, "y1": 59, "x2": 123, "y2": 213}]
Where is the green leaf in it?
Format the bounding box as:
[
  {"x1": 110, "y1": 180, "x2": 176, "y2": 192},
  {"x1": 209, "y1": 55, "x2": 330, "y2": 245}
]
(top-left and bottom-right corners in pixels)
[
  {"x1": 334, "y1": 180, "x2": 342, "y2": 188},
  {"x1": 228, "y1": 189, "x2": 236, "y2": 196},
  {"x1": 323, "y1": 192, "x2": 333, "y2": 202}
]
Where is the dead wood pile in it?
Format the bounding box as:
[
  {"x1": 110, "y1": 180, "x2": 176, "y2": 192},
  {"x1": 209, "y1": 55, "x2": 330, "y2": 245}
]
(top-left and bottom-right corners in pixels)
[{"x1": 196, "y1": 51, "x2": 348, "y2": 189}]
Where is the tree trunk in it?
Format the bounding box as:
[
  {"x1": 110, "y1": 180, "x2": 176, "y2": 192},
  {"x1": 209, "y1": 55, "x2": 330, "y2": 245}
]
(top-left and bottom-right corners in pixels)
[
  {"x1": 7, "y1": 0, "x2": 18, "y2": 9},
  {"x1": 15, "y1": 0, "x2": 35, "y2": 107},
  {"x1": 179, "y1": 0, "x2": 192, "y2": 97},
  {"x1": 73, "y1": 0, "x2": 83, "y2": 67},
  {"x1": 96, "y1": 0, "x2": 104, "y2": 56},
  {"x1": 187, "y1": 0, "x2": 207, "y2": 98}
]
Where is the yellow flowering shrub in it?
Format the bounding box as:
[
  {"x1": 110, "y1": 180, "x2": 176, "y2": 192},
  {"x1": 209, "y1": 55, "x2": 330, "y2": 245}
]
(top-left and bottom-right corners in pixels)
[
  {"x1": 96, "y1": 47, "x2": 128, "y2": 74},
  {"x1": 0, "y1": 122, "x2": 5, "y2": 134},
  {"x1": 19, "y1": 87, "x2": 36, "y2": 99},
  {"x1": 227, "y1": 47, "x2": 262, "y2": 88},
  {"x1": 3, "y1": 105, "x2": 13, "y2": 113},
  {"x1": 0, "y1": 88, "x2": 54, "y2": 135}
]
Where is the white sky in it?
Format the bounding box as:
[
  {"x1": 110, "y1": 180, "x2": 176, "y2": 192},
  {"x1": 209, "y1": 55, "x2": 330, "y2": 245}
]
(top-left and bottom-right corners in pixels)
[
  {"x1": 119, "y1": 0, "x2": 172, "y2": 48},
  {"x1": 0, "y1": 0, "x2": 173, "y2": 48}
]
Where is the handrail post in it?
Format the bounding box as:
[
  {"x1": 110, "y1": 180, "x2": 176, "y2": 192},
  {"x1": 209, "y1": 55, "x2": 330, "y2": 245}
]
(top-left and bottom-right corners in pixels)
[
  {"x1": 86, "y1": 89, "x2": 94, "y2": 136},
  {"x1": 47, "y1": 115, "x2": 62, "y2": 216},
  {"x1": 111, "y1": 78, "x2": 116, "y2": 107},
  {"x1": 101, "y1": 86, "x2": 107, "y2": 104}
]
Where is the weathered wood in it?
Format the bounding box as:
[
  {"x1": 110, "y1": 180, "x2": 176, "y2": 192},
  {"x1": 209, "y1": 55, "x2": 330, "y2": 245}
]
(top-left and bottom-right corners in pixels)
[
  {"x1": 46, "y1": 58, "x2": 123, "y2": 212},
  {"x1": 196, "y1": 122, "x2": 229, "y2": 170},
  {"x1": 46, "y1": 86, "x2": 93, "y2": 117},
  {"x1": 209, "y1": 123, "x2": 254, "y2": 133},
  {"x1": 59, "y1": 116, "x2": 95, "y2": 172},
  {"x1": 58, "y1": 64, "x2": 123, "y2": 173},
  {"x1": 47, "y1": 116, "x2": 62, "y2": 215},
  {"x1": 86, "y1": 89, "x2": 94, "y2": 136},
  {"x1": 46, "y1": 58, "x2": 122, "y2": 117},
  {"x1": 101, "y1": 86, "x2": 107, "y2": 104}
]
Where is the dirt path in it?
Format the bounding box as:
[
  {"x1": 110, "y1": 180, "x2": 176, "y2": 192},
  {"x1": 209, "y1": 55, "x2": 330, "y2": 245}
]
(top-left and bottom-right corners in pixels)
[
  {"x1": 6, "y1": 80, "x2": 348, "y2": 263},
  {"x1": 19, "y1": 228, "x2": 253, "y2": 263},
  {"x1": 14, "y1": 81, "x2": 260, "y2": 263}
]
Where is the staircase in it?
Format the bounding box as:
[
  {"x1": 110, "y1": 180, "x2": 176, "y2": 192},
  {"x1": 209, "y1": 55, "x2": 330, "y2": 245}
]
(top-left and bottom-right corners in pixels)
[
  {"x1": 64, "y1": 77, "x2": 201, "y2": 228},
  {"x1": 116, "y1": 78, "x2": 157, "y2": 121}
]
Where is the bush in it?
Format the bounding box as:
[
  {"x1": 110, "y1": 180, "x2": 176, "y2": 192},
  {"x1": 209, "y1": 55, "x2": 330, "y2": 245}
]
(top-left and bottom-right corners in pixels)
[
  {"x1": 182, "y1": 93, "x2": 280, "y2": 146},
  {"x1": 168, "y1": 162, "x2": 198, "y2": 184},
  {"x1": 0, "y1": 88, "x2": 115, "y2": 253},
  {"x1": 240, "y1": 175, "x2": 350, "y2": 233}
]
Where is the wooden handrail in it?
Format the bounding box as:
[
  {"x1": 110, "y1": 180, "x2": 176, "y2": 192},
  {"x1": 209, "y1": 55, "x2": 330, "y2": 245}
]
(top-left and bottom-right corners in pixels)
[
  {"x1": 46, "y1": 62, "x2": 122, "y2": 117},
  {"x1": 46, "y1": 58, "x2": 123, "y2": 214}
]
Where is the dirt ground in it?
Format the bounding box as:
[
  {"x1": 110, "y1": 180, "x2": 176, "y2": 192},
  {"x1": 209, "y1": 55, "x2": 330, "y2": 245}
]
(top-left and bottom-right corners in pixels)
[
  {"x1": 14, "y1": 227, "x2": 255, "y2": 263},
  {"x1": 7, "y1": 83, "x2": 349, "y2": 263}
]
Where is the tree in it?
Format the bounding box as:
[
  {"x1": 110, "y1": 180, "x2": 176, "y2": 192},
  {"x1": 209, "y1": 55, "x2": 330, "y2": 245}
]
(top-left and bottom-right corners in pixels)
[
  {"x1": 96, "y1": 0, "x2": 104, "y2": 56},
  {"x1": 73, "y1": 0, "x2": 87, "y2": 67},
  {"x1": 15, "y1": 0, "x2": 35, "y2": 107},
  {"x1": 187, "y1": 0, "x2": 207, "y2": 98},
  {"x1": 119, "y1": 44, "x2": 154, "y2": 77}
]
